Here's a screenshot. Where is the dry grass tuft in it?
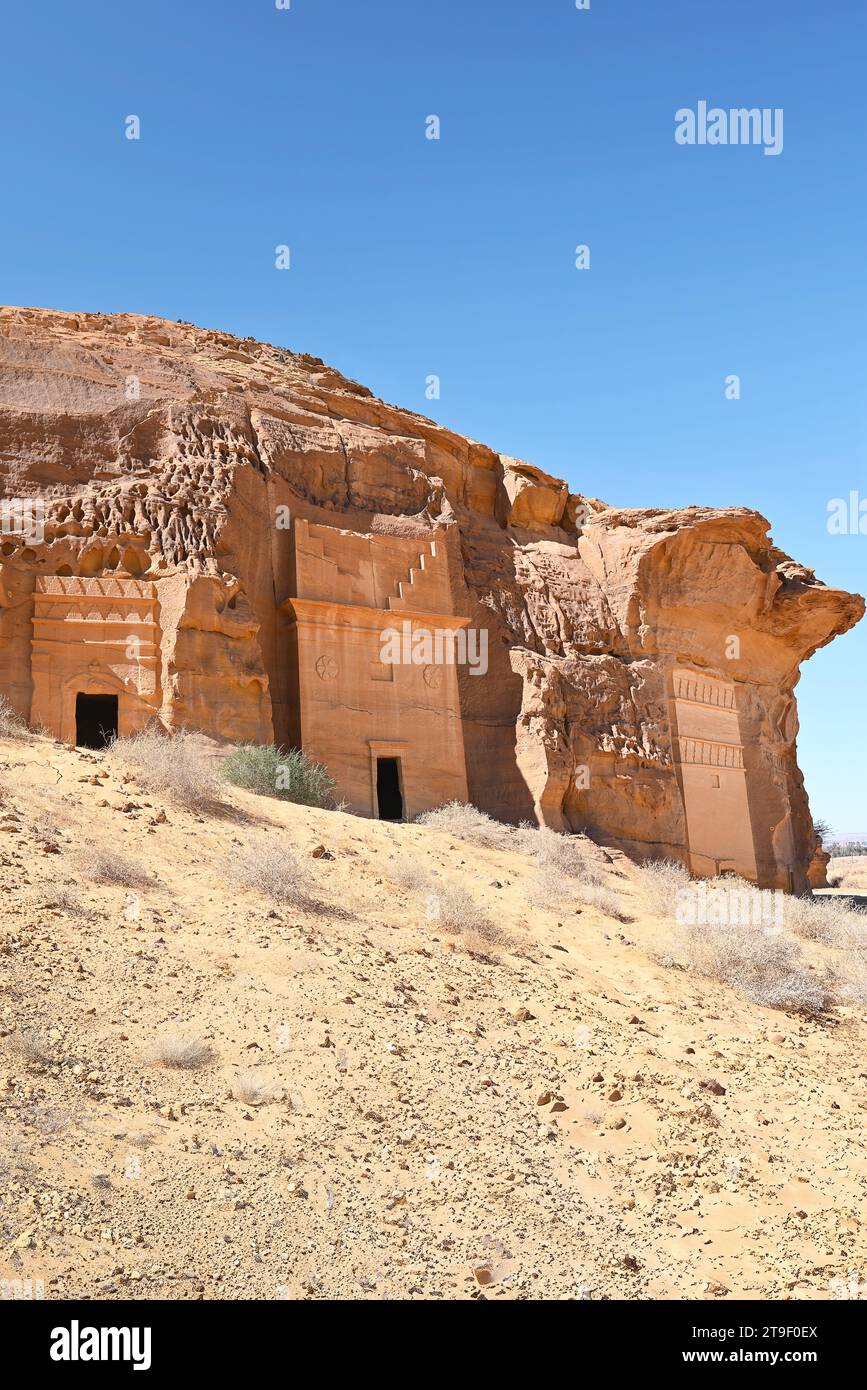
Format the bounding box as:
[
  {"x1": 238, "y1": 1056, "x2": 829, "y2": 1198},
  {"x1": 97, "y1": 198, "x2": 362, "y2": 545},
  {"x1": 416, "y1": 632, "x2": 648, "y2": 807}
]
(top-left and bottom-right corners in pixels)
[
  {"x1": 231, "y1": 1070, "x2": 280, "y2": 1106},
  {"x1": 389, "y1": 855, "x2": 433, "y2": 893},
  {"x1": 11, "y1": 1026, "x2": 55, "y2": 1067},
  {"x1": 634, "y1": 859, "x2": 692, "y2": 914},
  {"x1": 85, "y1": 847, "x2": 153, "y2": 889},
  {"x1": 650, "y1": 875, "x2": 867, "y2": 1013},
  {"x1": 0, "y1": 695, "x2": 27, "y2": 740},
  {"x1": 229, "y1": 833, "x2": 320, "y2": 910},
  {"x1": 415, "y1": 801, "x2": 517, "y2": 850},
  {"x1": 574, "y1": 881, "x2": 630, "y2": 919},
  {"x1": 647, "y1": 873, "x2": 829, "y2": 1014},
  {"x1": 145, "y1": 1034, "x2": 214, "y2": 1069},
  {"x1": 526, "y1": 869, "x2": 627, "y2": 920},
  {"x1": 393, "y1": 862, "x2": 515, "y2": 955},
  {"x1": 784, "y1": 893, "x2": 866, "y2": 948},
  {"x1": 417, "y1": 803, "x2": 610, "y2": 884},
  {"x1": 517, "y1": 825, "x2": 608, "y2": 883},
  {"x1": 674, "y1": 915, "x2": 826, "y2": 1014},
  {"x1": 108, "y1": 726, "x2": 222, "y2": 812},
  {"x1": 42, "y1": 885, "x2": 88, "y2": 917}
]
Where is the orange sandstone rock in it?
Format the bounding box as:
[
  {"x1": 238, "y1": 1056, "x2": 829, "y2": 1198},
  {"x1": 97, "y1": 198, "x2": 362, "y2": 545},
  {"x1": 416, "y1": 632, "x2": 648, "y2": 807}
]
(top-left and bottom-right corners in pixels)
[{"x1": 0, "y1": 306, "x2": 861, "y2": 890}]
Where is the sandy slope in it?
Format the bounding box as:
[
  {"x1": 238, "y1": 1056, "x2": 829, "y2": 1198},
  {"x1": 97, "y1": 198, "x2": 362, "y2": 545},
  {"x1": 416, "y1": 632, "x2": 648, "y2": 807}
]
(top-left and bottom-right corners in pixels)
[
  {"x1": 827, "y1": 856, "x2": 867, "y2": 896},
  {"x1": 1, "y1": 733, "x2": 866, "y2": 1302}
]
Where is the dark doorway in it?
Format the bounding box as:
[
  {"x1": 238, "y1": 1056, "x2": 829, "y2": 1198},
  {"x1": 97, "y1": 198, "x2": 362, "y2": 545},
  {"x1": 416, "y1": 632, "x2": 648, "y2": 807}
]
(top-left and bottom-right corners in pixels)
[
  {"x1": 75, "y1": 693, "x2": 118, "y2": 749},
  {"x1": 376, "y1": 757, "x2": 404, "y2": 820}
]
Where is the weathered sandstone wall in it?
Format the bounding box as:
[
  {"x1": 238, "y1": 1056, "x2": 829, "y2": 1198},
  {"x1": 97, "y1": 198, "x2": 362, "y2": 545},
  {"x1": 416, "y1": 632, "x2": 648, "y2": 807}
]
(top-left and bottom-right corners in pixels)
[{"x1": 0, "y1": 307, "x2": 861, "y2": 890}]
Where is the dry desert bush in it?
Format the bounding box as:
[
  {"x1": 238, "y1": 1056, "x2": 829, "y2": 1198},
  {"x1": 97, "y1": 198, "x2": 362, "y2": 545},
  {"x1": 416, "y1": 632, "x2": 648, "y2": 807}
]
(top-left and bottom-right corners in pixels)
[
  {"x1": 85, "y1": 846, "x2": 153, "y2": 889},
  {"x1": 0, "y1": 695, "x2": 27, "y2": 740},
  {"x1": 783, "y1": 892, "x2": 866, "y2": 947},
  {"x1": 229, "y1": 832, "x2": 320, "y2": 910},
  {"x1": 415, "y1": 800, "x2": 517, "y2": 850},
  {"x1": 231, "y1": 1070, "x2": 280, "y2": 1106},
  {"x1": 42, "y1": 885, "x2": 88, "y2": 917},
  {"x1": 783, "y1": 892, "x2": 867, "y2": 1007},
  {"x1": 674, "y1": 914, "x2": 826, "y2": 1014},
  {"x1": 389, "y1": 854, "x2": 432, "y2": 893},
  {"x1": 11, "y1": 1026, "x2": 55, "y2": 1067},
  {"x1": 634, "y1": 858, "x2": 692, "y2": 914},
  {"x1": 390, "y1": 858, "x2": 514, "y2": 954},
  {"x1": 414, "y1": 802, "x2": 619, "y2": 931},
  {"x1": 639, "y1": 867, "x2": 830, "y2": 1013},
  {"x1": 517, "y1": 824, "x2": 608, "y2": 882},
  {"x1": 574, "y1": 881, "x2": 629, "y2": 919},
  {"x1": 417, "y1": 802, "x2": 611, "y2": 884},
  {"x1": 108, "y1": 726, "x2": 221, "y2": 812},
  {"x1": 526, "y1": 870, "x2": 627, "y2": 920},
  {"x1": 145, "y1": 1035, "x2": 214, "y2": 1069}
]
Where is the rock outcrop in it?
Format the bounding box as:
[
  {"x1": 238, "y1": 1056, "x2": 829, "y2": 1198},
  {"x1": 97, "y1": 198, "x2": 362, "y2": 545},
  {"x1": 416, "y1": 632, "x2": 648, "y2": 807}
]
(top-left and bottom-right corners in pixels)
[{"x1": 1, "y1": 306, "x2": 862, "y2": 890}]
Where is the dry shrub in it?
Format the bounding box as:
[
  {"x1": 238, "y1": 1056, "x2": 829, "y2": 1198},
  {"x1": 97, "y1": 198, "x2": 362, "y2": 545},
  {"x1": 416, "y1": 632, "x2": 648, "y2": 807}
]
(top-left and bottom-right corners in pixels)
[
  {"x1": 0, "y1": 695, "x2": 27, "y2": 740},
  {"x1": 11, "y1": 1027, "x2": 55, "y2": 1067},
  {"x1": 397, "y1": 865, "x2": 514, "y2": 954},
  {"x1": 674, "y1": 916, "x2": 826, "y2": 1013},
  {"x1": 784, "y1": 893, "x2": 866, "y2": 948},
  {"x1": 231, "y1": 1070, "x2": 280, "y2": 1106},
  {"x1": 417, "y1": 803, "x2": 611, "y2": 889},
  {"x1": 229, "y1": 833, "x2": 320, "y2": 910},
  {"x1": 647, "y1": 871, "x2": 867, "y2": 1014},
  {"x1": 85, "y1": 847, "x2": 152, "y2": 889},
  {"x1": 647, "y1": 873, "x2": 827, "y2": 1013},
  {"x1": 389, "y1": 855, "x2": 433, "y2": 893},
  {"x1": 635, "y1": 859, "x2": 692, "y2": 914},
  {"x1": 526, "y1": 867, "x2": 626, "y2": 919},
  {"x1": 415, "y1": 800, "x2": 516, "y2": 850},
  {"x1": 784, "y1": 893, "x2": 867, "y2": 1007},
  {"x1": 108, "y1": 726, "x2": 221, "y2": 812},
  {"x1": 574, "y1": 881, "x2": 629, "y2": 919},
  {"x1": 517, "y1": 825, "x2": 608, "y2": 883},
  {"x1": 42, "y1": 885, "x2": 88, "y2": 917},
  {"x1": 145, "y1": 1035, "x2": 214, "y2": 1069}
]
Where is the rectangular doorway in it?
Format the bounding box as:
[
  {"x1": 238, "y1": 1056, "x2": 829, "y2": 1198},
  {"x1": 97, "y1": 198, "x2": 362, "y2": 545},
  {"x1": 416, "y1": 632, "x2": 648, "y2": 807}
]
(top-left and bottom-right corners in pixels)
[
  {"x1": 376, "y1": 756, "x2": 404, "y2": 820},
  {"x1": 75, "y1": 693, "x2": 118, "y2": 749}
]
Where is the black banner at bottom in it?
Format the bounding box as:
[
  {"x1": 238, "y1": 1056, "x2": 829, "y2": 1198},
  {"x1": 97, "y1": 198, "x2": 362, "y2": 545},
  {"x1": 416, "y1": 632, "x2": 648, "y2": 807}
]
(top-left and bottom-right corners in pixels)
[{"x1": 1, "y1": 1297, "x2": 860, "y2": 1374}]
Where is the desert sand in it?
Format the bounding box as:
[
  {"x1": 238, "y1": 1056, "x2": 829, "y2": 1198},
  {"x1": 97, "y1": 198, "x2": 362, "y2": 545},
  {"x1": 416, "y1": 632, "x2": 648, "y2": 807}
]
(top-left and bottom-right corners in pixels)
[{"x1": 2, "y1": 729, "x2": 866, "y2": 1302}]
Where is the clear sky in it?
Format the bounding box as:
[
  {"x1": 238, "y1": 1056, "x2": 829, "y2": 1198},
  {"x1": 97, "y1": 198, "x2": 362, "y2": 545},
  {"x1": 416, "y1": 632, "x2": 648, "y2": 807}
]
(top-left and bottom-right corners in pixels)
[{"x1": 1, "y1": 0, "x2": 864, "y2": 832}]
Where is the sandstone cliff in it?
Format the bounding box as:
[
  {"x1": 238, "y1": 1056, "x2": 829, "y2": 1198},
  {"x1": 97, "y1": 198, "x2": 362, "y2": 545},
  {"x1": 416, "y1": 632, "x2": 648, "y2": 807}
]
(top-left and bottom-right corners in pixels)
[{"x1": 0, "y1": 306, "x2": 862, "y2": 891}]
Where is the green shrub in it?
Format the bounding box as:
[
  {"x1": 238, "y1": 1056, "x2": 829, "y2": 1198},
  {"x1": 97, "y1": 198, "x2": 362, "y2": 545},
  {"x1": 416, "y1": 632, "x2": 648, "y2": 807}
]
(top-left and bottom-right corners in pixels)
[{"x1": 222, "y1": 744, "x2": 337, "y2": 808}]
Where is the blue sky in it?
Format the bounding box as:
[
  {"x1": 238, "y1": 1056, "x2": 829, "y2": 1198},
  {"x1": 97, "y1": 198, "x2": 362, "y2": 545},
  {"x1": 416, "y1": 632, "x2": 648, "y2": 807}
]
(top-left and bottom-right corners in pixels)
[{"x1": 2, "y1": 0, "x2": 864, "y2": 831}]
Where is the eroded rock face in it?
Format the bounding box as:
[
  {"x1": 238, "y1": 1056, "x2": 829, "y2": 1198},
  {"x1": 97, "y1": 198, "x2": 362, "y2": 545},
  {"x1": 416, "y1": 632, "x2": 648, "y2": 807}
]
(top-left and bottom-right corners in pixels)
[{"x1": 0, "y1": 306, "x2": 861, "y2": 890}]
